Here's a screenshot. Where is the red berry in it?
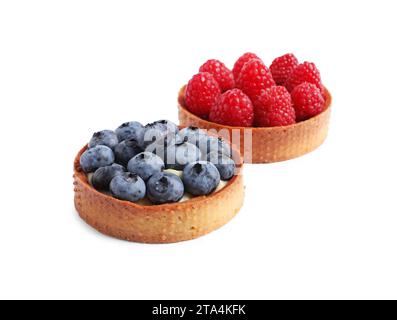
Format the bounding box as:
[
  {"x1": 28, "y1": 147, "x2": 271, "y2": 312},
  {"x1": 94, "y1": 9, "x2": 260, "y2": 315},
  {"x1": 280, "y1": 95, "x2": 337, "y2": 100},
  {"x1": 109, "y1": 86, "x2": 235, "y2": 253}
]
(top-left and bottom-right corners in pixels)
[
  {"x1": 236, "y1": 59, "x2": 276, "y2": 103},
  {"x1": 291, "y1": 82, "x2": 325, "y2": 121},
  {"x1": 270, "y1": 53, "x2": 299, "y2": 86},
  {"x1": 254, "y1": 86, "x2": 296, "y2": 127},
  {"x1": 232, "y1": 52, "x2": 261, "y2": 80},
  {"x1": 185, "y1": 72, "x2": 221, "y2": 119},
  {"x1": 285, "y1": 61, "x2": 322, "y2": 92},
  {"x1": 209, "y1": 89, "x2": 254, "y2": 127},
  {"x1": 199, "y1": 59, "x2": 235, "y2": 92}
]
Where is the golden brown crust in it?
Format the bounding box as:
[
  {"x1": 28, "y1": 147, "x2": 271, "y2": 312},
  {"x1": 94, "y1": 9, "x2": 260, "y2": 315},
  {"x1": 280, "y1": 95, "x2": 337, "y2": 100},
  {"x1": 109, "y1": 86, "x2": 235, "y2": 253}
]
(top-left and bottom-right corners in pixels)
[
  {"x1": 73, "y1": 145, "x2": 245, "y2": 244},
  {"x1": 178, "y1": 86, "x2": 332, "y2": 163}
]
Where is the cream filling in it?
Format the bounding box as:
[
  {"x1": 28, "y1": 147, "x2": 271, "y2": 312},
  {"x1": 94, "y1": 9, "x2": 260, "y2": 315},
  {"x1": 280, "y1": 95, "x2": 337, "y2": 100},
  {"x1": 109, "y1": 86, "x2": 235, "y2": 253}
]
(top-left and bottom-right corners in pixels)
[{"x1": 87, "y1": 169, "x2": 229, "y2": 205}]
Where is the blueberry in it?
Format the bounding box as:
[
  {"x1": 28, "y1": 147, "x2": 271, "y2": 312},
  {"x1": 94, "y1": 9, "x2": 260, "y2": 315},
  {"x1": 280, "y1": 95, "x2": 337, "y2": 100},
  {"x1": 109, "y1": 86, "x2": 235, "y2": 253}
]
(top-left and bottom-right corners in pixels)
[
  {"x1": 109, "y1": 172, "x2": 146, "y2": 202},
  {"x1": 127, "y1": 152, "x2": 165, "y2": 181},
  {"x1": 149, "y1": 120, "x2": 179, "y2": 134},
  {"x1": 92, "y1": 164, "x2": 125, "y2": 190},
  {"x1": 207, "y1": 152, "x2": 236, "y2": 180},
  {"x1": 145, "y1": 132, "x2": 183, "y2": 156},
  {"x1": 146, "y1": 172, "x2": 184, "y2": 204},
  {"x1": 179, "y1": 126, "x2": 206, "y2": 146},
  {"x1": 80, "y1": 145, "x2": 115, "y2": 173},
  {"x1": 182, "y1": 161, "x2": 220, "y2": 196},
  {"x1": 163, "y1": 142, "x2": 202, "y2": 170},
  {"x1": 198, "y1": 136, "x2": 231, "y2": 158},
  {"x1": 140, "y1": 120, "x2": 179, "y2": 149},
  {"x1": 114, "y1": 139, "x2": 142, "y2": 167},
  {"x1": 115, "y1": 121, "x2": 144, "y2": 142},
  {"x1": 88, "y1": 130, "x2": 118, "y2": 150}
]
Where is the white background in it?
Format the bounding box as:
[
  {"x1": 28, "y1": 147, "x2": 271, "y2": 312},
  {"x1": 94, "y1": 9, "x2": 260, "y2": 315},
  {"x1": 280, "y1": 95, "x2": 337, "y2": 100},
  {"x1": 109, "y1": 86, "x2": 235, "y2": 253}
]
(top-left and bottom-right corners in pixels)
[{"x1": 1, "y1": 0, "x2": 396, "y2": 300}]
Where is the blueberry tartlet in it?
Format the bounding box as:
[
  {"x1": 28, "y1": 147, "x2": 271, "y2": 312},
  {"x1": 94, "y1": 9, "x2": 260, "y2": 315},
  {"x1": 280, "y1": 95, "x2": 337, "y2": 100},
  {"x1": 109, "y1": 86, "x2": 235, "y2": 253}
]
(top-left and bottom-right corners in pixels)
[{"x1": 73, "y1": 120, "x2": 244, "y2": 243}]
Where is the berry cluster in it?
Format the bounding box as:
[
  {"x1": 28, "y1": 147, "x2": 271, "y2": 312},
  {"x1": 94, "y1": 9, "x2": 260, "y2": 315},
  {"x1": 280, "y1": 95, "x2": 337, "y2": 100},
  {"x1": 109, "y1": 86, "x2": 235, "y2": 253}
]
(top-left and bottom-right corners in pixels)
[
  {"x1": 184, "y1": 53, "x2": 327, "y2": 127},
  {"x1": 79, "y1": 120, "x2": 236, "y2": 205}
]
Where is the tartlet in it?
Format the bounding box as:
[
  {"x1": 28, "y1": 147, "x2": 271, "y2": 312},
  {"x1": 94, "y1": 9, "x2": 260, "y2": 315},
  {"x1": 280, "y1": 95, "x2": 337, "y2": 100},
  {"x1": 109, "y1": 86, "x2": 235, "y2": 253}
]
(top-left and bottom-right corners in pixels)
[
  {"x1": 178, "y1": 86, "x2": 332, "y2": 163},
  {"x1": 73, "y1": 143, "x2": 244, "y2": 244}
]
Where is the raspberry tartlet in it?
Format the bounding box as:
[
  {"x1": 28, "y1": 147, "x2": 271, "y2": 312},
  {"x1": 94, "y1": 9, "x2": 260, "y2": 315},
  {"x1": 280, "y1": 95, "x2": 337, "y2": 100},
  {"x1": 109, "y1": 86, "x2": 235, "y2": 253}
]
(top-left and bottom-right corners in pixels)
[
  {"x1": 179, "y1": 53, "x2": 332, "y2": 163},
  {"x1": 73, "y1": 120, "x2": 244, "y2": 244}
]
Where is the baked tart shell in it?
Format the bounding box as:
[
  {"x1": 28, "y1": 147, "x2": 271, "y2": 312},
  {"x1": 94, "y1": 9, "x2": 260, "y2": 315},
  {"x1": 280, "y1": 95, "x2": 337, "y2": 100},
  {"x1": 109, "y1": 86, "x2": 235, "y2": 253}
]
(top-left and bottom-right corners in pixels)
[
  {"x1": 178, "y1": 86, "x2": 332, "y2": 163},
  {"x1": 73, "y1": 146, "x2": 244, "y2": 244}
]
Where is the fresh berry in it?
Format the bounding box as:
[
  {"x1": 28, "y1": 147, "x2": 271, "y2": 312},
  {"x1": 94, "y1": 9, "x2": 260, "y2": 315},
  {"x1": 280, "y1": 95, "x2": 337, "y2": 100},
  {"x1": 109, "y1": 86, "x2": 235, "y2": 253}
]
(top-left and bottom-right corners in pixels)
[
  {"x1": 291, "y1": 82, "x2": 325, "y2": 121},
  {"x1": 127, "y1": 152, "x2": 165, "y2": 181},
  {"x1": 92, "y1": 164, "x2": 125, "y2": 191},
  {"x1": 146, "y1": 172, "x2": 185, "y2": 204},
  {"x1": 185, "y1": 72, "x2": 221, "y2": 119},
  {"x1": 254, "y1": 86, "x2": 296, "y2": 127},
  {"x1": 163, "y1": 142, "x2": 202, "y2": 170},
  {"x1": 115, "y1": 121, "x2": 144, "y2": 142},
  {"x1": 182, "y1": 161, "x2": 220, "y2": 196},
  {"x1": 269, "y1": 53, "x2": 299, "y2": 86},
  {"x1": 209, "y1": 89, "x2": 254, "y2": 127},
  {"x1": 285, "y1": 61, "x2": 322, "y2": 92},
  {"x1": 236, "y1": 59, "x2": 276, "y2": 103},
  {"x1": 140, "y1": 120, "x2": 179, "y2": 149},
  {"x1": 80, "y1": 145, "x2": 115, "y2": 173},
  {"x1": 114, "y1": 138, "x2": 142, "y2": 167},
  {"x1": 207, "y1": 152, "x2": 235, "y2": 180},
  {"x1": 88, "y1": 130, "x2": 118, "y2": 150},
  {"x1": 199, "y1": 59, "x2": 235, "y2": 92},
  {"x1": 179, "y1": 126, "x2": 207, "y2": 146},
  {"x1": 232, "y1": 52, "x2": 261, "y2": 80},
  {"x1": 146, "y1": 132, "x2": 183, "y2": 154},
  {"x1": 147, "y1": 120, "x2": 179, "y2": 135},
  {"x1": 109, "y1": 172, "x2": 146, "y2": 202},
  {"x1": 198, "y1": 136, "x2": 232, "y2": 158}
]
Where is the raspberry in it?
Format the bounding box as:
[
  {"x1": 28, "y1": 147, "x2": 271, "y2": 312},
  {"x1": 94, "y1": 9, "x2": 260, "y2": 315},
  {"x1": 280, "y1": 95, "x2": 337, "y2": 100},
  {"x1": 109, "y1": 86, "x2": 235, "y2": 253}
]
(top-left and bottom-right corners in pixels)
[
  {"x1": 185, "y1": 72, "x2": 221, "y2": 119},
  {"x1": 199, "y1": 59, "x2": 235, "y2": 92},
  {"x1": 269, "y1": 53, "x2": 299, "y2": 86},
  {"x1": 209, "y1": 89, "x2": 254, "y2": 127},
  {"x1": 232, "y1": 52, "x2": 261, "y2": 80},
  {"x1": 291, "y1": 82, "x2": 325, "y2": 121},
  {"x1": 254, "y1": 86, "x2": 296, "y2": 127},
  {"x1": 236, "y1": 59, "x2": 276, "y2": 103},
  {"x1": 285, "y1": 61, "x2": 322, "y2": 92}
]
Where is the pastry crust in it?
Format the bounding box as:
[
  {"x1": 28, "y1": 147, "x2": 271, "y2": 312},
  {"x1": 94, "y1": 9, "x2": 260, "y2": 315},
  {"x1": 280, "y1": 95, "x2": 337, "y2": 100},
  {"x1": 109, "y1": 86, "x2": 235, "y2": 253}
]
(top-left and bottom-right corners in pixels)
[
  {"x1": 178, "y1": 86, "x2": 332, "y2": 163},
  {"x1": 73, "y1": 145, "x2": 244, "y2": 244}
]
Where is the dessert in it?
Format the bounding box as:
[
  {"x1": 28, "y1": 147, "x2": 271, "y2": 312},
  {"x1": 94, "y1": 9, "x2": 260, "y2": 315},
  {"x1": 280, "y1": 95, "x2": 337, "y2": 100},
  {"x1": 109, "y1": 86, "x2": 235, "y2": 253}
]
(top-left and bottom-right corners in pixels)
[
  {"x1": 179, "y1": 52, "x2": 332, "y2": 163},
  {"x1": 74, "y1": 120, "x2": 244, "y2": 243}
]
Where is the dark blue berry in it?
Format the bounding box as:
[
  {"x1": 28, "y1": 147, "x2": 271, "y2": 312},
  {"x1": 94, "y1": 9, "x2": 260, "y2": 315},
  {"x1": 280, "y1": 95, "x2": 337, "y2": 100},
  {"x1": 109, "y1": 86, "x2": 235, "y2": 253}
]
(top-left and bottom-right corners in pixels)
[
  {"x1": 109, "y1": 172, "x2": 146, "y2": 202},
  {"x1": 145, "y1": 133, "x2": 183, "y2": 156},
  {"x1": 114, "y1": 139, "x2": 142, "y2": 167},
  {"x1": 115, "y1": 121, "x2": 144, "y2": 142},
  {"x1": 92, "y1": 164, "x2": 125, "y2": 190},
  {"x1": 198, "y1": 136, "x2": 231, "y2": 158},
  {"x1": 164, "y1": 142, "x2": 202, "y2": 170},
  {"x1": 182, "y1": 161, "x2": 220, "y2": 196},
  {"x1": 146, "y1": 172, "x2": 184, "y2": 204},
  {"x1": 127, "y1": 152, "x2": 165, "y2": 181},
  {"x1": 179, "y1": 126, "x2": 206, "y2": 146},
  {"x1": 140, "y1": 120, "x2": 179, "y2": 149},
  {"x1": 88, "y1": 130, "x2": 118, "y2": 150},
  {"x1": 80, "y1": 145, "x2": 115, "y2": 173},
  {"x1": 207, "y1": 152, "x2": 235, "y2": 180}
]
